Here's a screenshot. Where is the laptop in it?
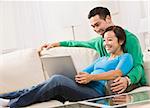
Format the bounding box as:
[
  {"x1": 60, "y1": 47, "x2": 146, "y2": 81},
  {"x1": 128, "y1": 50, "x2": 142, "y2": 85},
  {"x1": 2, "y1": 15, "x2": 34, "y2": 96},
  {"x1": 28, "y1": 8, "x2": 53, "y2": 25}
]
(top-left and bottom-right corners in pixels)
[{"x1": 41, "y1": 56, "x2": 77, "y2": 80}]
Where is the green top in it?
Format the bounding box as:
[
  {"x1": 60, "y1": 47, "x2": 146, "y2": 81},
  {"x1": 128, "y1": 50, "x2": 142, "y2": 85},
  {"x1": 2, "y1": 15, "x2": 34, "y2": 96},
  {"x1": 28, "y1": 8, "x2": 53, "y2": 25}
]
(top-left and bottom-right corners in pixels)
[{"x1": 60, "y1": 29, "x2": 147, "y2": 86}]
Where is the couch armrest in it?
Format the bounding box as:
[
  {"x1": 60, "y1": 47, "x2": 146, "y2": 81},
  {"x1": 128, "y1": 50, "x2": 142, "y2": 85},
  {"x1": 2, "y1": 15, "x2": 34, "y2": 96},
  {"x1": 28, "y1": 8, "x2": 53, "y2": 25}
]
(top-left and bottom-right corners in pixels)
[
  {"x1": 143, "y1": 52, "x2": 150, "y2": 85},
  {"x1": 0, "y1": 49, "x2": 45, "y2": 94}
]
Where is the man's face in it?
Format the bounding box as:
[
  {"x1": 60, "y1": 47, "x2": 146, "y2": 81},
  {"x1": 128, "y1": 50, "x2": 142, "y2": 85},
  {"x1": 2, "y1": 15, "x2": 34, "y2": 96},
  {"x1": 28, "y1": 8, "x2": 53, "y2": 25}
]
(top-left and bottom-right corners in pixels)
[{"x1": 89, "y1": 15, "x2": 111, "y2": 35}]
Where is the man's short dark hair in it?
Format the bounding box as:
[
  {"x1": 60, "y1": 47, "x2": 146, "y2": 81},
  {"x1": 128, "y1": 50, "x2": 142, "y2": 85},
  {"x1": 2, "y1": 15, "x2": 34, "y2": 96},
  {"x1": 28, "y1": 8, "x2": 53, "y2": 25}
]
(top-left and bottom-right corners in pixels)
[{"x1": 88, "y1": 7, "x2": 111, "y2": 20}]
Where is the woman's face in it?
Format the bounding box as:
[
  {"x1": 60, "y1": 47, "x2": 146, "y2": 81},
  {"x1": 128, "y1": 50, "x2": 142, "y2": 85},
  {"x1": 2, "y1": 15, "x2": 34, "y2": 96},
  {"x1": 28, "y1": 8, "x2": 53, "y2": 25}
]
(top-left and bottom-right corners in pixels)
[{"x1": 103, "y1": 31, "x2": 123, "y2": 54}]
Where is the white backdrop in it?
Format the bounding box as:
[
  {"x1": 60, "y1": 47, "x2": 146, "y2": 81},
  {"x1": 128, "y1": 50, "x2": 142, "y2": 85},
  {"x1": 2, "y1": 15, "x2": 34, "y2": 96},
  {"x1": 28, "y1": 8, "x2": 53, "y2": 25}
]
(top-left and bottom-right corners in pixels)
[
  {"x1": 0, "y1": 1, "x2": 149, "y2": 53},
  {"x1": 0, "y1": 1, "x2": 101, "y2": 51}
]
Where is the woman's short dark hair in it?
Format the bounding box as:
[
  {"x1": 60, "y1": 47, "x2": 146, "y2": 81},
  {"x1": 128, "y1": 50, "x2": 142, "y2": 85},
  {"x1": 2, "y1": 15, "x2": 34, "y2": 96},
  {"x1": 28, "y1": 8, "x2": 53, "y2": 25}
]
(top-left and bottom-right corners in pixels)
[
  {"x1": 88, "y1": 7, "x2": 111, "y2": 20},
  {"x1": 102, "y1": 26, "x2": 126, "y2": 52}
]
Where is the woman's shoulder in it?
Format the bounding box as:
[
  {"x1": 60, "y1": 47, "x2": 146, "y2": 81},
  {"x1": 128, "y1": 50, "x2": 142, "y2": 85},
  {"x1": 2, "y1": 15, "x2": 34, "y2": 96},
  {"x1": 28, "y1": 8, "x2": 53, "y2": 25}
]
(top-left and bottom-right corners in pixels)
[
  {"x1": 98, "y1": 56, "x2": 108, "y2": 61},
  {"x1": 119, "y1": 53, "x2": 132, "y2": 59}
]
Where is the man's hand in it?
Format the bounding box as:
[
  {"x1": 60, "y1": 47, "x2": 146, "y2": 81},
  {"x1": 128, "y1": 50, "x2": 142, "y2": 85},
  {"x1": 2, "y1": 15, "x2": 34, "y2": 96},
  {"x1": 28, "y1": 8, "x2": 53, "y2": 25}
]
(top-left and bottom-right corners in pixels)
[
  {"x1": 110, "y1": 77, "x2": 128, "y2": 94},
  {"x1": 37, "y1": 42, "x2": 60, "y2": 55},
  {"x1": 75, "y1": 72, "x2": 92, "y2": 84}
]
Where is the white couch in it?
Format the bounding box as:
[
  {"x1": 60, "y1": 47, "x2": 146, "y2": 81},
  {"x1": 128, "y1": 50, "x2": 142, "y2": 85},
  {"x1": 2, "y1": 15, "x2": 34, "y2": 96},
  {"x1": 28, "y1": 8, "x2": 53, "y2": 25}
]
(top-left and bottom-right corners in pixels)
[{"x1": 0, "y1": 47, "x2": 150, "y2": 108}]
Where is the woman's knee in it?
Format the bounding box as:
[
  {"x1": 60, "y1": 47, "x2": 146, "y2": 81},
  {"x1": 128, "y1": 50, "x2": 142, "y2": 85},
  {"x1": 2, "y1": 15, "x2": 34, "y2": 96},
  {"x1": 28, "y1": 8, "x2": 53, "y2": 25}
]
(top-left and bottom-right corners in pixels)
[{"x1": 47, "y1": 74, "x2": 68, "y2": 85}]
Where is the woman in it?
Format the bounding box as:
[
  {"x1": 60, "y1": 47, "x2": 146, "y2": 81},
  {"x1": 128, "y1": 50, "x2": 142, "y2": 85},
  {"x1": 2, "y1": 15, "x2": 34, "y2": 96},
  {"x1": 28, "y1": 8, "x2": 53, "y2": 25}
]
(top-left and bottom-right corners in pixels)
[{"x1": 0, "y1": 26, "x2": 133, "y2": 108}]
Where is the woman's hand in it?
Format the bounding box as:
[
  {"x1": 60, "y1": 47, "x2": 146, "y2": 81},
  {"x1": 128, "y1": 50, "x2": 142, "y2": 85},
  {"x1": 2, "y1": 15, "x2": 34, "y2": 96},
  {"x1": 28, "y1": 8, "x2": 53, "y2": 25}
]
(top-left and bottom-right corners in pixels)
[{"x1": 75, "y1": 72, "x2": 93, "y2": 84}]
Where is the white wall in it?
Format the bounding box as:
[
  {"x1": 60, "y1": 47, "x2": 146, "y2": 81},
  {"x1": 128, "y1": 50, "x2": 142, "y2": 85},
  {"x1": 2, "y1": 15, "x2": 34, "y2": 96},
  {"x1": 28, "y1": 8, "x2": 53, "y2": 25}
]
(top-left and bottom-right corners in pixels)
[
  {"x1": 116, "y1": 0, "x2": 150, "y2": 51},
  {"x1": 0, "y1": 1, "x2": 103, "y2": 52},
  {"x1": 0, "y1": 1, "x2": 149, "y2": 53}
]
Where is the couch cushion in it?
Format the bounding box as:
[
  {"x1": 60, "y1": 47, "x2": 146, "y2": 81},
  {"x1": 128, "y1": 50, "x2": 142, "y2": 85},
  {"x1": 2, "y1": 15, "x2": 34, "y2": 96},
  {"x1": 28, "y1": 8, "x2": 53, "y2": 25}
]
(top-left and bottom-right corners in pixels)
[
  {"x1": 143, "y1": 52, "x2": 150, "y2": 85},
  {"x1": 0, "y1": 49, "x2": 45, "y2": 94},
  {"x1": 129, "y1": 86, "x2": 150, "y2": 93},
  {"x1": 40, "y1": 47, "x2": 99, "y2": 79}
]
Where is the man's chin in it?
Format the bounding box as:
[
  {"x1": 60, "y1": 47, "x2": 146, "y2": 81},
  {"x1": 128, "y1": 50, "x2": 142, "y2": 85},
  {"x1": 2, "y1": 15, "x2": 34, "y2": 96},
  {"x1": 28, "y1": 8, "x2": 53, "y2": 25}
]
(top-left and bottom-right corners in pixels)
[
  {"x1": 97, "y1": 33, "x2": 102, "y2": 35},
  {"x1": 98, "y1": 32, "x2": 104, "y2": 35}
]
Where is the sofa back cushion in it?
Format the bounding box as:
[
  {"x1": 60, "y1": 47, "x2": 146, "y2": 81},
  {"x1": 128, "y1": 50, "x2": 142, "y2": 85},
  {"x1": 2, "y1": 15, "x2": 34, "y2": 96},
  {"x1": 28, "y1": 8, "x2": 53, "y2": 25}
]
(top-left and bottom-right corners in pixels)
[
  {"x1": 143, "y1": 53, "x2": 150, "y2": 85},
  {"x1": 40, "y1": 47, "x2": 99, "y2": 79},
  {"x1": 0, "y1": 49, "x2": 45, "y2": 94}
]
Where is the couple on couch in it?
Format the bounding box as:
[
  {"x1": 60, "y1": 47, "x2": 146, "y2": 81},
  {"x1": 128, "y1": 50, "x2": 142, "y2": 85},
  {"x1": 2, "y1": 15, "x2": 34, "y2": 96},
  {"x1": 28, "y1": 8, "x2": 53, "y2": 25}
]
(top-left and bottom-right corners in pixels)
[{"x1": 0, "y1": 7, "x2": 147, "y2": 108}]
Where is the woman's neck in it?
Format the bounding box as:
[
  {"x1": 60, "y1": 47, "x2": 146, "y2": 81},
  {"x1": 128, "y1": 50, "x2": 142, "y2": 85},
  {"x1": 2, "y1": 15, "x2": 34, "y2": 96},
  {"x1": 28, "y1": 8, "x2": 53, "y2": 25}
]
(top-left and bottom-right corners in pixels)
[{"x1": 110, "y1": 49, "x2": 124, "y2": 59}]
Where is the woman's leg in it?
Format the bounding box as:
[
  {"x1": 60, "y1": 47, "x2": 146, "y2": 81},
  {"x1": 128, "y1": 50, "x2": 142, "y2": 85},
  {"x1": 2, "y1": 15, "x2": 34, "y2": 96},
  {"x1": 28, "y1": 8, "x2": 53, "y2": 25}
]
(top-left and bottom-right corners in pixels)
[
  {"x1": 0, "y1": 86, "x2": 36, "y2": 99},
  {"x1": 8, "y1": 75, "x2": 101, "y2": 108}
]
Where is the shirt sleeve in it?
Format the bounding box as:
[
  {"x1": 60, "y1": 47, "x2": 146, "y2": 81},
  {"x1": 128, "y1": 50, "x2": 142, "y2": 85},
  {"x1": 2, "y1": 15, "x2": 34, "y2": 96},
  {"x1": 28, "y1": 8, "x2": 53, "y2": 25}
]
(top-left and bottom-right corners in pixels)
[
  {"x1": 59, "y1": 37, "x2": 100, "y2": 50},
  {"x1": 125, "y1": 30, "x2": 145, "y2": 85},
  {"x1": 82, "y1": 57, "x2": 103, "y2": 74},
  {"x1": 115, "y1": 53, "x2": 133, "y2": 76}
]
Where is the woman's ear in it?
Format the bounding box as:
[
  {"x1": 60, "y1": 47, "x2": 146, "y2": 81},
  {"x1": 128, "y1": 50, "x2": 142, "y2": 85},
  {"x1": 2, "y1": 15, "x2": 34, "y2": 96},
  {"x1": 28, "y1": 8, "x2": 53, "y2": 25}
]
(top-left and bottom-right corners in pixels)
[{"x1": 119, "y1": 40, "x2": 124, "y2": 45}]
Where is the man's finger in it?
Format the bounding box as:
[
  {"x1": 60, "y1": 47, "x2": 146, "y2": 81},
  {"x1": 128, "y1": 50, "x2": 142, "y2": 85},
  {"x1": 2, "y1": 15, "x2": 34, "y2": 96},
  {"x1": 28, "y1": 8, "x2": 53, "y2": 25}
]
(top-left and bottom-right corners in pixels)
[
  {"x1": 112, "y1": 86, "x2": 124, "y2": 92},
  {"x1": 46, "y1": 45, "x2": 53, "y2": 49},
  {"x1": 111, "y1": 81, "x2": 122, "y2": 87},
  {"x1": 111, "y1": 83, "x2": 123, "y2": 90},
  {"x1": 113, "y1": 77, "x2": 121, "y2": 83},
  {"x1": 117, "y1": 88, "x2": 126, "y2": 94}
]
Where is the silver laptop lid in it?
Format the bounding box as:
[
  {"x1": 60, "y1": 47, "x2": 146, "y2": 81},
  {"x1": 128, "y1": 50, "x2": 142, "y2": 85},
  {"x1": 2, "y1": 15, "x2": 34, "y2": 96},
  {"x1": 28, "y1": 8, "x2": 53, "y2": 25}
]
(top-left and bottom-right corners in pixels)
[{"x1": 41, "y1": 56, "x2": 77, "y2": 80}]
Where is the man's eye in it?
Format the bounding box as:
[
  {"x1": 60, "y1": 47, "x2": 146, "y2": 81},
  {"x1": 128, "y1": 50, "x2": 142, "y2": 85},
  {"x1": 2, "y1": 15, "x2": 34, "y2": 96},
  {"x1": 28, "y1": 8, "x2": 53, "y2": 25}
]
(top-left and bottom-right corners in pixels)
[
  {"x1": 91, "y1": 25, "x2": 94, "y2": 28},
  {"x1": 95, "y1": 24, "x2": 99, "y2": 27}
]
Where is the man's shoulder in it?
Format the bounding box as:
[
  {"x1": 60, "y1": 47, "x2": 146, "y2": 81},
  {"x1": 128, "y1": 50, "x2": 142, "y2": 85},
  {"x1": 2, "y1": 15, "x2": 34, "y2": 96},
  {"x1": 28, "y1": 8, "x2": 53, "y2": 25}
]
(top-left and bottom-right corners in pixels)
[{"x1": 124, "y1": 29, "x2": 139, "y2": 42}]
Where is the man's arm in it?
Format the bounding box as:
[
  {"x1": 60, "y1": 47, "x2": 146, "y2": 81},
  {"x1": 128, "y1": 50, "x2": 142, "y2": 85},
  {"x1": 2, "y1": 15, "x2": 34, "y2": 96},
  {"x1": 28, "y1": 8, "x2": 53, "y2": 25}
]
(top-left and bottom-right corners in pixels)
[
  {"x1": 125, "y1": 31, "x2": 144, "y2": 85},
  {"x1": 38, "y1": 37, "x2": 101, "y2": 54},
  {"x1": 59, "y1": 38, "x2": 99, "y2": 49}
]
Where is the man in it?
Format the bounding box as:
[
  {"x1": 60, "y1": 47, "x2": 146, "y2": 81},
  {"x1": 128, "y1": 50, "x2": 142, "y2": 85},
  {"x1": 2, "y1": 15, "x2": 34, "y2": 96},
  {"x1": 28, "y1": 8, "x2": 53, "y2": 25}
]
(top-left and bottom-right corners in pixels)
[{"x1": 38, "y1": 7, "x2": 147, "y2": 94}]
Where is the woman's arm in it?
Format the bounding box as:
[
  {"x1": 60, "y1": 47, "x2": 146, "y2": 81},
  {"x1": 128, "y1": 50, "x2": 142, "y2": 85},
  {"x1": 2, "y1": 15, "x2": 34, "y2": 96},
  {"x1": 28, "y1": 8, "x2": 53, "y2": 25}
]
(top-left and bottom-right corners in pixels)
[
  {"x1": 82, "y1": 57, "x2": 103, "y2": 74},
  {"x1": 75, "y1": 70, "x2": 122, "y2": 84},
  {"x1": 90, "y1": 69, "x2": 122, "y2": 80},
  {"x1": 92, "y1": 53, "x2": 133, "y2": 80},
  {"x1": 76, "y1": 53, "x2": 133, "y2": 84}
]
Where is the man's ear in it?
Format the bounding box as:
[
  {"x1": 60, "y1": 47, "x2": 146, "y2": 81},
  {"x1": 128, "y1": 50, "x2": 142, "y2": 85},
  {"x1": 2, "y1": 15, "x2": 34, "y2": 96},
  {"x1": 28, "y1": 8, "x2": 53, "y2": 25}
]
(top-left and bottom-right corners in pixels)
[{"x1": 105, "y1": 15, "x2": 112, "y2": 23}]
